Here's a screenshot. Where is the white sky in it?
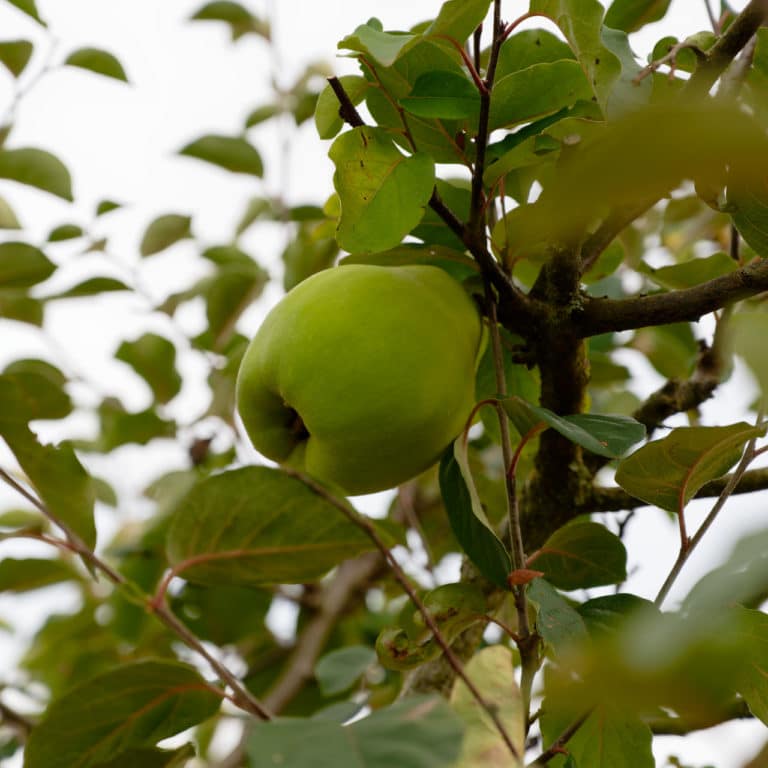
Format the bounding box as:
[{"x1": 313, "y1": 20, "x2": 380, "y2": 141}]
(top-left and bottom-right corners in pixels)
[{"x1": 0, "y1": 1, "x2": 765, "y2": 765}]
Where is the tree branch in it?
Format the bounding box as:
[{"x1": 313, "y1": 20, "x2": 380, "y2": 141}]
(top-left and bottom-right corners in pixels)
[
  {"x1": 575, "y1": 258, "x2": 768, "y2": 337},
  {"x1": 686, "y1": 0, "x2": 768, "y2": 97}
]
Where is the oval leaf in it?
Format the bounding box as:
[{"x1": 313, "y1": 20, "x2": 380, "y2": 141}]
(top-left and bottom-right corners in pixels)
[
  {"x1": 401, "y1": 71, "x2": 480, "y2": 120},
  {"x1": 531, "y1": 521, "x2": 627, "y2": 590},
  {"x1": 115, "y1": 333, "x2": 181, "y2": 404},
  {"x1": 450, "y1": 646, "x2": 525, "y2": 767},
  {"x1": 0, "y1": 241, "x2": 54, "y2": 288},
  {"x1": 605, "y1": 0, "x2": 672, "y2": 33},
  {"x1": 0, "y1": 147, "x2": 73, "y2": 200},
  {"x1": 7, "y1": 0, "x2": 46, "y2": 25},
  {"x1": 0, "y1": 39, "x2": 33, "y2": 77},
  {"x1": 526, "y1": 577, "x2": 587, "y2": 653},
  {"x1": 329, "y1": 126, "x2": 435, "y2": 254},
  {"x1": 0, "y1": 557, "x2": 77, "y2": 593},
  {"x1": 140, "y1": 213, "x2": 192, "y2": 257},
  {"x1": 316, "y1": 646, "x2": 376, "y2": 696},
  {"x1": 438, "y1": 443, "x2": 511, "y2": 589},
  {"x1": 179, "y1": 134, "x2": 263, "y2": 176},
  {"x1": 23, "y1": 661, "x2": 221, "y2": 768},
  {"x1": 64, "y1": 47, "x2": 128, "y2": 82},
  {"x1": 615, "y1": 423, "x2": 765, "y2": 513},
  {"x1": 166, "y1": 466, "x2": 374, "y2": 586}
]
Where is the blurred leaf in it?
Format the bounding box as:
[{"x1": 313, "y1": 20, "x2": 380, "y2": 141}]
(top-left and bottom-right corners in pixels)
[
  {"x1": 6, "y1": 0, "x2": 45, "y2": 25},
  {"x1": 0, "y1": 39, "x2": 33, "y2": 77},
  {"x1": 95, "y1": 199, "x2": 121, "y2": 216},
  {"x1": 0, "y1": 241, "x2": 54, "y2": 287},
  {"x1": 316, "y1": 646, "x2": 376, "y2": 696},
  {"x1": 171, "y1": 582, "x2": 271, "y2": 646},
  {"x1": 248, "y1": 696, "x2": 463, "y2": 768},
  {"x1": 329, "y1": 127, "x2": 434, "y2": 254},
  {"x1": 47, "y1": 223, "x2": 83, "y2": 241},
  {"x1": 540, "y1": 705, "x2": 654, "y2": 768},
  {"x1": 605, "y1": 0, "x2": 672, "y2": 32},
  {"x1": 116, "y1": 333, "x2": 181, "y2": 404},
  {"x1": 23, "y1": 661, "x2": 221, "y2": 768},
  {"x1": 89, "y1": 399, "x2": 176, "y2": 451},
  {"x1": 376, "y1": 583, "x2": 486, "y2": 670},
  {"x1": 0, "y1": 289, "x2": 42, "y2": 324},
  {"x1": 44, "y1": 276, "x2": 131, "y2": 300},
  {"x1": 401, "y1": 71, "x2": 480, "y2": 120},
  {"x1": 245, "y1": 103, "x2": 279, "y2": 128},
  {"x1": 531, "y1": 522, "x2": 627, "y2": 590},
  {"x1": 730, "y1": 311, "x2": 768, "y2": 396},
  {"x1": 733, "y1": 605, "x2": 768, "y2": 725},
  {"x1": 190, "y1": 1, "x2": 269, "y2": 40},
  {"x1": 439, "y1": 443, "x2": 511, "y2": 589},
  {"x1": 642, "y1": 252, "x2": 737, "y2": 290},
  {"x1": 0, "y1": 195, "x2": 20, "y2": 228},
  {"x1": 527, "y1": 578, "x2": 588, "y2": 653},
  {"x1": 450, "y1": 646, "x2": 525, "y2": 767},
  {"x1": 315, "y1": 75, "x2": 369, "y2": 140},
  {"x1": 179, "y1": 134, "x2": 263, "y2": 176},
  {"x1": 166, "y1": 466, "x2": 374, "y2": 586},
  {"x1": 282, "y1": 221, "x2": 338, "y2": 290},
  {"x1": 578, "y1": 594, "x2": 660, "y2": 639},
  {"x1": 91, "y1": 745, "x2": 196, "y2": 768},
  {"x1": 0, "y1": 149, "x2": 73, "y2": 201},
  {"x1": 339, "y1": 18, "x2": 417, "y2": 67},
  {"x1": 235, "y1": 196, "x2": 275, "y2": 236},
  {"x1": 615, "y1": 423, "x2": 764, "y2": 513},
  {"x1": 1, "y1": 358, "x2": 71, "y2": 419},
  {"x1": 489, "y1": 61, "x2": 592, "y2": 130},
  {"x1": 0, "y1": 557, "x2": 77, "y2": 592},
  {"x1": 631, "y1": 322, "x2": 697, "y2": 380},
  {"x1": 728, "y1": 178, "x2": 768, "y2": 257},
  {"x1": 140, "y1": 213, "x2": 192, "y2": 257},
  {"x1": 64, "y1": 47, "x2": 128, "y2": 82}
]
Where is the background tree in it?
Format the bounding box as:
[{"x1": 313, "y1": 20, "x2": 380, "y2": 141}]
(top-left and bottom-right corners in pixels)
[{"x1": 1, "y1": 1, "x2": 768, "y2": 766}]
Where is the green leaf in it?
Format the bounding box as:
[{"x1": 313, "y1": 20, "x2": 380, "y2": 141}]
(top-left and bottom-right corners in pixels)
[
  {"x1": 329, "y1": 127, "x2": 435, "y2": 254},
  {"x1": 1, "y1": 359, "x2": 71, "y2": 419},
  {"x1": 489, "y1": 60, "x2": 592, "y2": 130},
  {"x1": 426, "y1": 0, "x2": 492, "y2": 45},
  {"x1": 248, "y1": 696, "x2": 463, "y2": 768},
  {"x1": 502, "y1": 397, "x2": 645, "y2": 458},
  {"x1": 315, "y1": 75, "x2": 369, "y2": 140},
  {"x1": 64, "y1": 47, "x2": 128, "y2": 82},
  {"x1": 449, "y1": 646, "x2": 525, "y2": 767},
  {"x1": 540, "y1": 705, "x2": 654, "y2": 768},
  {"x1": 116, "y1": 333, "x2": 181, "y2": 404},
  {"x1": 179, "y1": 134, "x2": 263, "y2": 176},
  {"x1": 0, "y1": 242, "x2": 54, "y2": 287},
  {"x1": 0, "y1": 39, "x2": 33, "y2": 77},
  {"x1": 438, "y1": 443, "x2": 511, "y2": 589},
  {"x1": 0, "y1": 289, "x2": 42, "y2": 324},
  {"x1": 615, "y1": 423, "x2": 765, "y2": 513},
  {"x1": 89, "y1": 745, "x2": 196, "y2": 768},
  {"x1": 339, "y1": 19, "x2": 417, "y2": 67},
  {"x1": 95, "y1": 199, "x2": 121, "y2": 216},
  {"x1": 0, "y1": 147, "x2": 72, "y2": 200},
  {"x1": 642, "y1": 251, "x2": 737, "y2": 290},
  {"x1": 401, "y1": 71, "x2": 480, "y2": 120},
  {"x1": 87, "y1": 399, "x2": 175, "y2": 452},
  {"x1": 316, "y1": 646, "x2": 376, "y2": 696},
  {"x1": 0, "y1": 422, "x2": 96, "y2": 548},
  {"x1": 244, "y1": 104, "x2": 279, "y2": 128},
  {"x1": 733, "y1": 605, "x2": 768, "y2": 725},
  {"x1": 341, "y1": 243, "x2": 477, "y2": 281},
  {"x1": 604, "y1": 0, "x2": 672, "y2": 32},
  {"x1": 0, "y1": 557, "x2": 77, "y2": 592},
  {"x1": 6, "y1": 0, "x2": 45, "y2": 25},
  {"x1": 526, "y1": 578, "x2": 588, "y2": 653},
  {"x1": 23, "y1": 661, "x2": 221, "y2": 768},
  {"x1": 189, "y1": 1, "x2": 269, "y2": 40},
  {"x1": 166, "y1": 466, "x2": 374, "y2": 587},
  {"x1": 578, "y1": 594, "x2": 660, "y2": 639},
  {"x1": 234, "y1": 196, "x2": 275, "y2": 236},
  {"x1": 728, "y1": 179, "x2": 768, "y2": 257},
  {"x1": 376, "y1": 583, "x2": 486, "y2": 670},
  {"x1": 730, "y1": 311, "x2": 768, "y2": 396},
  {"x1": 140, "y1": 213, "x2": 192, "y2": 257},
  {"x1": 532, "y1": 522, "x2": 627, "y2": 590},
  {"x1": 0, "y1": 195, "x2": 21, "y2": 228},
  {"x1": 44, "y1": 276, "x2": 131, "y2": 300},
  {"x1": 496, "y1": 29, "x2": 575, "y2": 75},
  {"x1": 630, "y1": 322, "x2": 697, "y2": 380},
  {"x1": 47, "y1": 223, "x2": 83, "y2": 242}
]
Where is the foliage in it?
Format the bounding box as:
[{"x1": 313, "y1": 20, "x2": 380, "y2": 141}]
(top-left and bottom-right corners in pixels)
[{"x1": 1, "y1": 1, "x2": 768, "y2": 767}]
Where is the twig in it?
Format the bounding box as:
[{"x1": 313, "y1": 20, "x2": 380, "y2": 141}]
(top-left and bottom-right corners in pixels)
[
  {"x1": 655, "y1": 423, "x2": 763, "y2": 607},
  {"x1": 286, "y1": 468, "x2": 521, "y2": 761},
  {"x1": 526, "y1": 710, "x2": 591, "y2": 766}
]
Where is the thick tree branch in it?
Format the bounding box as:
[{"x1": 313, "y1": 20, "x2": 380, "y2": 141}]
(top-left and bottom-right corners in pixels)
[
  {"x1": 686, "y1": 0, "x2": 768, "y2": 96},
  {"x1": 575, "y1": 259, "x2": 768, "y2": 337}
]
